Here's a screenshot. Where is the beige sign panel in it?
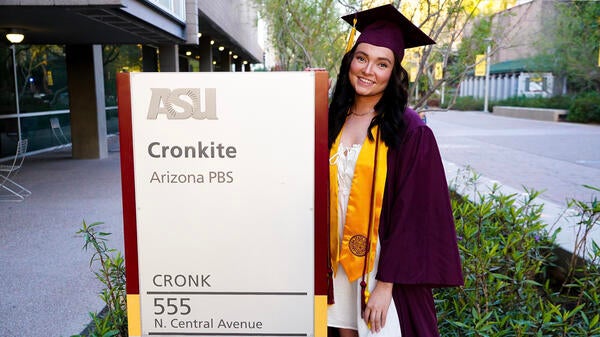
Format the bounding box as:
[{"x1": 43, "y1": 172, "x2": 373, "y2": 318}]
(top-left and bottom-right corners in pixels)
[{"x1": 123, "y1": 72, "x2": 319, "y2": 337}]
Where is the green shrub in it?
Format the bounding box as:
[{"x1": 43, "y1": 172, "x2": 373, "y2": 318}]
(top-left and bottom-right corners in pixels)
[
  {"x1": 436, "y1": 169, "x2": 600, "y2": 336},
  {"x1": 447, "y1": 95, "x2": 576, "y2": 113},
  {"x1": 567, "y1": 92, "x2": 600, "y2": 123},
  {"x1": 449, "y1": 96, "x2": 484, "y2": 111},
  {"x1": 72, "y1": 178, "x2": 600, "y2": 336},
  {"x1": 73, "y1": 221, "x2": 127, "y2": 337},
  {"x1": 491, "y1": 95, "x2": 574, "y2": 111}
]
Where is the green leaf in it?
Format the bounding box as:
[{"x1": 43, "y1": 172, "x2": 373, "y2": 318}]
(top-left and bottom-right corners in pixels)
[
  {"x1": 101, "y1": 330, "x2": 119, "y2": 337},
  {"x1": 582, "y1": 184, "x2": 600, "y2": 192},
  {"x1": 522, "y1": 279, "x2": 543, "y2": 287},
  {"x1": 491, "y1": 273, "x2": 512, "y2": 281}
]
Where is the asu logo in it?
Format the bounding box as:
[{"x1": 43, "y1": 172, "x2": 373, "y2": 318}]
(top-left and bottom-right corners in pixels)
[{"x1": 147, "y1": 88, "x2": 217, "y2": 120}]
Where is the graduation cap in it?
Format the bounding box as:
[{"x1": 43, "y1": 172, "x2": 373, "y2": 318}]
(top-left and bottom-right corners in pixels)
[{"x1": 342, "y1": 4, "x2": 435, "y2": 62}]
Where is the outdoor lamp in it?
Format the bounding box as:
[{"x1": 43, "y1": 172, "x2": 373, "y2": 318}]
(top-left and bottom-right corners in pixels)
[{"x1": 6, "y1": 29, "x2": 24, "y2": 44}]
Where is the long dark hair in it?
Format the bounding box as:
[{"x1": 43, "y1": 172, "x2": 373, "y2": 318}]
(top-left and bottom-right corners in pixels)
[{"x1": 328, "y1": 44, "x2": 410, "y2": 149}]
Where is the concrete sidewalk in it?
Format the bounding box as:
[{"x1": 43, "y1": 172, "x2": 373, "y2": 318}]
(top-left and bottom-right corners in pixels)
[
  {"x1": 427, "y1": 109, "x2": 600, "y2": 253},
  {"x1": 1, "y1": 148, "x2": 124, "y2": 337},
  {"x1": 1, "y1": 110, "x2": 599, "y2": 337}
]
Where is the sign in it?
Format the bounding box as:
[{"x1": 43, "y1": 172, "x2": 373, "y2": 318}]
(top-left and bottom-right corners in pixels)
[
  {"x1": 475, "y1": 54, "x2": 486, "y2": 77},
  {"x1": 117, "y1": 72, "x2": 329, "y2": 337}
]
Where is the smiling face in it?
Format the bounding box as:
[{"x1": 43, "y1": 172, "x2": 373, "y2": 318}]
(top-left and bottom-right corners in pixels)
[{"x1": 349, "y1": 42, "x2": 395, "y2": 100}]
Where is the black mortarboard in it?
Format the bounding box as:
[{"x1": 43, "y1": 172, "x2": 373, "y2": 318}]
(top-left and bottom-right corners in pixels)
[{"x1": 342, "y1": 4, "x2": 435, "y2": 62}]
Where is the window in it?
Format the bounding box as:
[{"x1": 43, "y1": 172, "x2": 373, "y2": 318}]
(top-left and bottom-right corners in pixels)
[{"x1": 146, "y1": 0, "x2": 185, "y2": 20}]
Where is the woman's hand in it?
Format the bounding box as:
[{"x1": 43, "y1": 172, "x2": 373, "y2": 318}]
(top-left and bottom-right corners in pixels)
[{"x1": 362, "y1": 281, "x2": 393, "y2": 333}]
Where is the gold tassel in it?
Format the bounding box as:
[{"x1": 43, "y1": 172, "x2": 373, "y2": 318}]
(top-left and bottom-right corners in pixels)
[{"x1": 345, "y1": 17, "x2": 357, "y2": 53}]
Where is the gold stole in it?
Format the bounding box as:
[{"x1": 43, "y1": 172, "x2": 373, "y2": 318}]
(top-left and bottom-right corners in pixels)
[{"x1": 329, "y1": 126, "x2": 388, "y2": 282}]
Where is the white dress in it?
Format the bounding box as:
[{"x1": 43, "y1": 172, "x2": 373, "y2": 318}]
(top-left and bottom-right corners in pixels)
[{"x1": 328, "y1": 143, "x2": 401, "y2": 337}]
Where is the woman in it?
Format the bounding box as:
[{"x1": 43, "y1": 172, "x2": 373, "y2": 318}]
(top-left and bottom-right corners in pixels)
[{"x1": 327, "y1": 5, "x2": 463, "y2": 337}]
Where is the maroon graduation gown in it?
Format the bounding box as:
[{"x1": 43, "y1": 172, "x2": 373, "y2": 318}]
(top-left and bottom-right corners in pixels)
[{"x1": 376, "y1": 108, "x2": 463, "y2": 337}]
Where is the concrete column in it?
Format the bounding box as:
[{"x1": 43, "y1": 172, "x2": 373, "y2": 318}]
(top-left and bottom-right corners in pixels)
[
  {"x1": 517, "y1": 73, "x2": 525, "y2": 96},
  {"x1": 481, "y1": 77, "x2": 486, "y2": 98},
  {"x1": 494, "y1": 76, "x2": 500, "y2": 100},
  {"x1": 470, "y1": 77, "x2": 475, "y2": 96},
  {"x1": 503, "y1": 75, "x2": 511, "y2": 100},
  {"x1": 185, "y1": 0, "x2": 199, "y2": 44},
  {"x1": 467, "y1": 77, "x2": 473, "y2": 96},
  {"x1": 65, "y1": 44, "x2": 107, "y2": 159},
  {"x1": 158, "y1": 44, "x2": 179, "y2": 72},
  {"x1": 244, "y1": 62, "x2": 251, "y2": 72},
  {"x1": 495, "y1": 76, "x2": 501, "y2": 100},
  {"x1": 546, "y1": 74, "x2": 554, "y2": 97},
  {"x1": 490, "y1": 76, "x2": 497, "y2": 100},
  {"x1": 199, "y1": 36, "x2": 213, "y2": 71},
  {"x1": 233, "y1": 59, "x2": 242, "y2": 72},
  {"x1": 480, "y1": 77, "x2": 486, "y2": 98},
  {"x1": 214, "y1": 46, "x2": 231, "y2": 72},
  {"x1": 225, "y1": 50, "x2": 232, "y2": 71},
  {"x1": 179, "y1": 57, "x2": 189, "y2": 72},
  {"x1": 470, "y1": 78, "x2": 475, "y2": 97},
  {"x1": 496, "y1": 76, "x2": 501, "y2": 100},
  {"x1": 142, "y1": 45, "x2": 158, "y2": 72},
  {"x1": 511, "y1": 75, "x2": 516, "y2": 97}
]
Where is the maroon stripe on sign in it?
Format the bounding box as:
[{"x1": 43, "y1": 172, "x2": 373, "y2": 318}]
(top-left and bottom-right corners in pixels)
[
  {"x1": 314, "y1": 71, "x2": 329, "y2": 296},
  {"x1": 117, "y1": 72, "x2": 139, "y2": 295}
]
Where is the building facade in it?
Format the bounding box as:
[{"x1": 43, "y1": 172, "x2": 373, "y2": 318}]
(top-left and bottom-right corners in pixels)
[
  {"x1": 0, "y1": 0, "x2": 263, "y2": 159},
  {"x1": 458, "y1": 0, "x2": 563, "y2": 101},
  {"x1": 459, "y1": 60, "x2": 555, "y2": 101}
]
